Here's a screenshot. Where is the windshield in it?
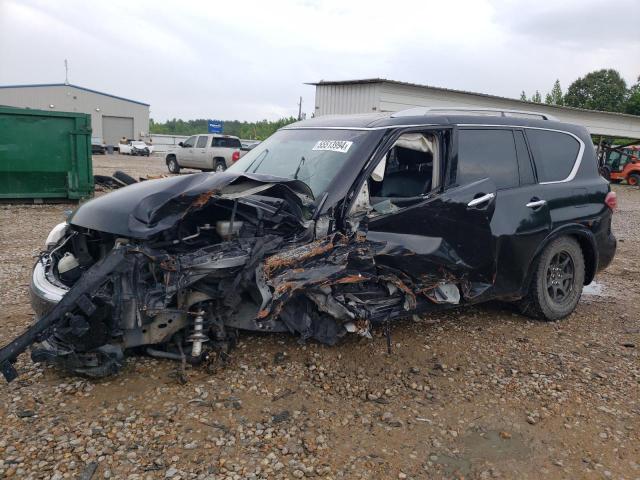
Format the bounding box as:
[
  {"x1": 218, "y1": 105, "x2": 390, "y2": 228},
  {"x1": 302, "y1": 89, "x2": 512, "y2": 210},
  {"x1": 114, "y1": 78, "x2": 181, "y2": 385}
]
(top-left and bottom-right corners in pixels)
[{"x1": 227, "y1": 128, "x2": 369, "y2": 197}]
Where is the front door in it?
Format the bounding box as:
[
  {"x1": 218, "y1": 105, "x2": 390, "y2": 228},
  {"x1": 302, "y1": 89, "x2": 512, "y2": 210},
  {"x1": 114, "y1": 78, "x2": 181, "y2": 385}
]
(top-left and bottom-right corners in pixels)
[
  {"x1": 178, "y1": 136, "x2": 197, "y2": 167},
  {"x1": 360, "y1": 128, "x2": 496, "y2": 306}
]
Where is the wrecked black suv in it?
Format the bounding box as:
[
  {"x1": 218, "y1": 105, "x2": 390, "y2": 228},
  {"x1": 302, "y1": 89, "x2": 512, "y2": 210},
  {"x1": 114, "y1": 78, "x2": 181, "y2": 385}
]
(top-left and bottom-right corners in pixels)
[{"x1": 0, "y1": 107, "x2": 617, "y2": 381}]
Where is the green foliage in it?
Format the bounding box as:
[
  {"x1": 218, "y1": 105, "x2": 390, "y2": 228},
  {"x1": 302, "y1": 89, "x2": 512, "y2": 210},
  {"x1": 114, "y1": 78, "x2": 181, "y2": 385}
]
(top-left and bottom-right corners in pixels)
[
  {"x1": 149, "y1": 117, "x2": 298, "y2": 140},
  {"x1": 545, "y1": 79, "x2": 563, "y2": 106},
  {"x1": 531, "y1": 90, "x2": 542, "y2": 103},
  {"x1": 564, "y1": 69, "x2": 627, "y2": 112},
  {"x1": 625, "y1": 76, "x2": 640, "y2": 116},
  {"x1": 520, "y1": 91, "x2": 527, "y2": 101}
]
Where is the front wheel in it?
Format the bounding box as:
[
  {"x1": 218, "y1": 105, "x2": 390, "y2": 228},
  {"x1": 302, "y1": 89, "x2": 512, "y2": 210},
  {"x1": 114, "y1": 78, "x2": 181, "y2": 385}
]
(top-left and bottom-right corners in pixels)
[
  {"x1": 519, "y1": 236, "x2": 585, "y2": 321},
  {"x1": 628, "y1": 173, "x2": 640, "y2": 186},
  {"x1": 166, "y1": 156, "x2": 180, "y2": 174}
]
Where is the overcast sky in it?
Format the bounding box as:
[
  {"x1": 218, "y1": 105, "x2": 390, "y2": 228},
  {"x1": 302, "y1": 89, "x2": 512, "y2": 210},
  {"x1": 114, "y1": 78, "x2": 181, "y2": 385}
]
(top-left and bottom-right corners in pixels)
[{"x1": 1, "y1": 0, "x2": 638, "y2": 121}]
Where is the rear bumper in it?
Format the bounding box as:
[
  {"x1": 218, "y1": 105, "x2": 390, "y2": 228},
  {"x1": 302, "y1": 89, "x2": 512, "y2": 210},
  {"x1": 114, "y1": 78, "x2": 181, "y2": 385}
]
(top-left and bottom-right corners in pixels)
[{"x1": 597, "y1": 230, "x2": 617, "y2": 272}]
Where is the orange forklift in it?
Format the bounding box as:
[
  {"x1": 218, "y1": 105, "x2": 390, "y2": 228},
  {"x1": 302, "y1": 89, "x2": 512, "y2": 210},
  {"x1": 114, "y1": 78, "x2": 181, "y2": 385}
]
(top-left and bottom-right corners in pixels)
[{"x1": 599, "y1": 142, "x2": 640, "y2": 185}]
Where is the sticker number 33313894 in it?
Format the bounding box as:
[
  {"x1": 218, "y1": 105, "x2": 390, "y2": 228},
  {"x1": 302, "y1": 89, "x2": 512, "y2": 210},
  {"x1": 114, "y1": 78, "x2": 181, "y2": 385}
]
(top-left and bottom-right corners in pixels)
[{"x1": 312, "y1": 140, "x2": 353, "y2": 153}]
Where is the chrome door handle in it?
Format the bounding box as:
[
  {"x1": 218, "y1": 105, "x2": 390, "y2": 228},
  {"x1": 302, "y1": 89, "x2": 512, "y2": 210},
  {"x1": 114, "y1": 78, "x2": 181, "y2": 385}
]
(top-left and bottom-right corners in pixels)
[
  {"x1": 526, "y1": 199, "x2": 546, "y2": 208},
  {"x1": 467, "y1": 192, "x2": 495, "y2": 207}
]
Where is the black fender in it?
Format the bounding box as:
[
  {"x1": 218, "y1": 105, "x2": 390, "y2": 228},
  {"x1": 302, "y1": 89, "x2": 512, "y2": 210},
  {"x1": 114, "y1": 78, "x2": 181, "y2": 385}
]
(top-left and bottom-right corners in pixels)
[{"x1": 522, "y1": 224, "x2": 598, "y2": 294}]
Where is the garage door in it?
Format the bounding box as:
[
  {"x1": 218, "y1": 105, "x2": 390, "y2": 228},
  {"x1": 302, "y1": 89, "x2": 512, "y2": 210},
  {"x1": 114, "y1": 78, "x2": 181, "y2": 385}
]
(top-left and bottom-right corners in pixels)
[{"x1": 103, "y1": 116, "x2": 134, "y2": 145}]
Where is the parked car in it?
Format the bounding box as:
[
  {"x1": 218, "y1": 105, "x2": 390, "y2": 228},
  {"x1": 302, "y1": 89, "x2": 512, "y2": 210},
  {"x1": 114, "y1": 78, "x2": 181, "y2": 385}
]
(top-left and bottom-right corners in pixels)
[
  {"x1": 91, "y1": 137, "x2": 106, "y2": 155},
  {"x1": 0, "y1": 108, "x2": 617, "y2": 381},
  {"x1": 240, "y1": 139, "x2": 261, "y2": 151},
  {"x1": 119, "y1": 140, "x2": 153, "y2": 156},
  {"x1": 165, "y1": 134, "x2": 242, "y2": 173}
]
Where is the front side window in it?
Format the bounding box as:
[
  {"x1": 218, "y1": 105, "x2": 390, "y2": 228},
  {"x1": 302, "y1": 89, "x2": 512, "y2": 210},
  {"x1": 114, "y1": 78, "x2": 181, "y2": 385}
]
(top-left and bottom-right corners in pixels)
[
  {"x1": 183, "y1": 136, "x2": 196, "y2": 148},
  {"x1": 369, "y1": 133, "x2": 438, "y2": 199},
  {"x1": 526, "y1": 130, "x2": 580, "y2": 182},
  {"x1": 227, "y1": 128, "x2": 370, "y2": 198},
  {"x1": 456, "y1": 129, "x2": 519, "y2": 189},
  {"x1": 196, "y1": 136, "x2": 208, "y2": 148}
]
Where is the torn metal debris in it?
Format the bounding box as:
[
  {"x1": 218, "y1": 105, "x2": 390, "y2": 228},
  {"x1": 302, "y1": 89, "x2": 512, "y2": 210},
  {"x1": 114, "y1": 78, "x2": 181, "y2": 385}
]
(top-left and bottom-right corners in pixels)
[{"x1": 0, "y1": 169, "x2": 475, "y2": 381}]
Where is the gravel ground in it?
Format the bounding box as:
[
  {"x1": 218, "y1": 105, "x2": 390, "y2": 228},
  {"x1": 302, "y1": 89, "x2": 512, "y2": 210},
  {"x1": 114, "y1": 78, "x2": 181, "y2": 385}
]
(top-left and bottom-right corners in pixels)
[{"x1": 0, "y1": 155, "x2": 638, "y2": 480}]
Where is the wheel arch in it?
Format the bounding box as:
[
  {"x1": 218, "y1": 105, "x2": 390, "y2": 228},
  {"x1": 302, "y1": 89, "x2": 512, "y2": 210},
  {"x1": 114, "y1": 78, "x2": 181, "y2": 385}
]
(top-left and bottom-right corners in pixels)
[{"x1": 524, "y1": 224, "x2": 598, "y2": 291}]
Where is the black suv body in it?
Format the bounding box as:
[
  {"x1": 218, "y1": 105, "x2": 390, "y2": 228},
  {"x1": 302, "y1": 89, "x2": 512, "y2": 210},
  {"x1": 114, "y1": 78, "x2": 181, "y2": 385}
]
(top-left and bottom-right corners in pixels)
[{"x1": 0, "y1": 108, "x2": 616, "y2": 381}]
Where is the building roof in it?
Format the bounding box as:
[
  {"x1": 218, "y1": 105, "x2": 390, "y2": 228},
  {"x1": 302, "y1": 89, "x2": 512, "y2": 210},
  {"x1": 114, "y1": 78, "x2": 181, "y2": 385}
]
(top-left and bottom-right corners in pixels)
[
  {"x1": 306, "y1": 78, "x2": 640, "y2": 120},
  {"x1": 0, "y1": 83, "x2": 149, "y2": 106}
]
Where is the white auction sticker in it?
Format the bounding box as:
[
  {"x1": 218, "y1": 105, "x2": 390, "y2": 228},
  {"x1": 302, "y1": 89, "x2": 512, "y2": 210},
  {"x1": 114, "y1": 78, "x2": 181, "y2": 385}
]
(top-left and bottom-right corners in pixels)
[{"x1": 312, "y1": 140, "x2": 353, "y2": 153}]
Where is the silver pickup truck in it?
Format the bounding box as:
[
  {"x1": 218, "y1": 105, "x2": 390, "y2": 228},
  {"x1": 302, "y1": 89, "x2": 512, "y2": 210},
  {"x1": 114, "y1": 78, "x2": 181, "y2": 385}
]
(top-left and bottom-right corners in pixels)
[{"x1": 165, "y1": 134, "x2": 242, "y2": 173}]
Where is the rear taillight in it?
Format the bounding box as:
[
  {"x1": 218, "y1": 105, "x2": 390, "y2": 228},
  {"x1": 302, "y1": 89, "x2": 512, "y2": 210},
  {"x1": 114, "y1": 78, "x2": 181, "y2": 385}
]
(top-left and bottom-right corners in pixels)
[
  {"x1": 232, "y1": 151, "x2": 240, "y2": 162},
  {"x1": 605, "y1": 191, "x2": 617, "y2": 210}
]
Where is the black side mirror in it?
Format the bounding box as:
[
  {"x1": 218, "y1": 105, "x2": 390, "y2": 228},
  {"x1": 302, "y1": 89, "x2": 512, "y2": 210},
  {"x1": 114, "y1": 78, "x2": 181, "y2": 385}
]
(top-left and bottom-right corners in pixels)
[{"x1": 178, "y1": 142, "x2": 184, "y2": 147}]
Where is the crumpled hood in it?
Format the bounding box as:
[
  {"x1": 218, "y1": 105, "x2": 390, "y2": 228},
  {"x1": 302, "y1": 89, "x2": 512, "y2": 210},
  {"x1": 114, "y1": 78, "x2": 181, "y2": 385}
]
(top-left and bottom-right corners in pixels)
[{"x1": 70, "y1": 172, "x2": 314, "y2": 239}]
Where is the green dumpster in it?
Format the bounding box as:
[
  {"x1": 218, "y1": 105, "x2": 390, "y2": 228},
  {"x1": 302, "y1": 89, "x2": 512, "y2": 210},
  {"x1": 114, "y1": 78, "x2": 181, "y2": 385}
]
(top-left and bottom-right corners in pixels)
[{"x1": 0, "y1": 106, "x2": 93, "y2": 200}]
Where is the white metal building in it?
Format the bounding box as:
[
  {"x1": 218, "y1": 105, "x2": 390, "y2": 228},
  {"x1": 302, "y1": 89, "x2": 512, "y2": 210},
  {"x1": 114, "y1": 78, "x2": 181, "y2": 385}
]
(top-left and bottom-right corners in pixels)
[
  {"x1": 309, "y1": 79, "x2": 640, "y2": 139},
  {"x1": 0, "y1": 83, "x2": 150, "y2": 146}
]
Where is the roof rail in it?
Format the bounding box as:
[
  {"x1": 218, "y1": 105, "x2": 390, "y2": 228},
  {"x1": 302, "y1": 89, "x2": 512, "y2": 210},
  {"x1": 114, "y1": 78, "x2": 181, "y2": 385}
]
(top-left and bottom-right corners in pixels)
[{"x1": 391, "y1": 106, "x2": 558, "y2": 121}]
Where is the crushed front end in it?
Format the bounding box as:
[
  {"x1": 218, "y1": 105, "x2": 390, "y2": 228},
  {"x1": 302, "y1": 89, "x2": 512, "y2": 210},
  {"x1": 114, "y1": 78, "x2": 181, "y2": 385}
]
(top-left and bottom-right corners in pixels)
[{"x1": 1, "y1": 171, "x2": 481, "y2": 382}]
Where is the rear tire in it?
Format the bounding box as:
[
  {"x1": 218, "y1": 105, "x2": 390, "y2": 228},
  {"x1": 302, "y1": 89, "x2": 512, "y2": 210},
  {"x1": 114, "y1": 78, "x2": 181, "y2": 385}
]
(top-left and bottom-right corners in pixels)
[
  {"x1": 519, "y1": 236, "x2": 584, "y2": 321},
  {"x1": 167, "y1": 156, "x2": 180, "y2": 174},
  {"x1": 112, "y1": 170, "x2": 137, "y2": 185},
  {"x1": 214, "y1": 159, "x2": 226, "y2": 172},
  {"x1": 628, "y1": 173, "x2": 640, "y2": 186}
]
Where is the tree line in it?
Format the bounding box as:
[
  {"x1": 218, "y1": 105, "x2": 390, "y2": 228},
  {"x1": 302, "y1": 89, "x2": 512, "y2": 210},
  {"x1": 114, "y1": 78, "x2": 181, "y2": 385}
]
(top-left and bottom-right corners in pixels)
[
  {"x1": 520, "y1": 69, "x2": 640, "y2": 115},
  {"x1": 149, "y1": 117, "x2": 298, "y2": 140}
]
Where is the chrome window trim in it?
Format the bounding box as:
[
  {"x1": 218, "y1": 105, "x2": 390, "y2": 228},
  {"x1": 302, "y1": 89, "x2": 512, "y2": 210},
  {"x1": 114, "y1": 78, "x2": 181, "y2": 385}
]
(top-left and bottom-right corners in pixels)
[
  {"x1": 455, "y1": 124, "x2": 585, "y2": 184},
  {"x1": 281, "y1": 124, "x2": 438, "y2": 131},
  {"x1": 283, "y1": 123, "x2": 585, "y2": 184}
]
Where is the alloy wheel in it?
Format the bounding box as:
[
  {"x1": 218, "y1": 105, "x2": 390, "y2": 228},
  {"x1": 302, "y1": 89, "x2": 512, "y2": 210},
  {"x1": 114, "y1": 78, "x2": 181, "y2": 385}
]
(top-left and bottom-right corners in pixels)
[{"x1": 546, "y1": 251, "x2": 574, "y2": 304}]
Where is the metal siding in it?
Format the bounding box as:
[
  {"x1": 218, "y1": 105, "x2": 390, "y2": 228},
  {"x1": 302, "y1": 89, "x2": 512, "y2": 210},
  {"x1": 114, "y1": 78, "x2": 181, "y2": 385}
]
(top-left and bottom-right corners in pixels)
[
  {"x1": 312, "y1": 81, "x2": 640, "y2": 138},
  {"x1": 0, "y1": 85, "x2": 150, "y2": 143}
]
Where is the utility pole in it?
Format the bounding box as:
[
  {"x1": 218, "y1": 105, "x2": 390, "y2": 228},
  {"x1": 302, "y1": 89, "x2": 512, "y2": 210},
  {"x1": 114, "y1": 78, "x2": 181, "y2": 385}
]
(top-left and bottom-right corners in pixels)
[
  {"x1": 297, "y1": 96, "x2": 302, "y2": 121},
  {"x1": 64, "y1": 59, "x2": 69, "y2": 85}
]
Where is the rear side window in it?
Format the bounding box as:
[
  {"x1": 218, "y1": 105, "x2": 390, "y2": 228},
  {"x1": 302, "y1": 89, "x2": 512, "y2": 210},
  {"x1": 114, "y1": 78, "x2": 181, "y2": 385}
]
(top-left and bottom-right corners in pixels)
[
  {"x1": 457, "y1": 129, "x2": 519, "y2": 189},
  {"x1": 526, "y1": 130, "x2": 580, "y2": 182},
  {"x1": 213, "y1": 137, "x2": 241, "y2": 148},
  {"x1": 196, "y1": 136, "x2": 208, "y2": 148}
]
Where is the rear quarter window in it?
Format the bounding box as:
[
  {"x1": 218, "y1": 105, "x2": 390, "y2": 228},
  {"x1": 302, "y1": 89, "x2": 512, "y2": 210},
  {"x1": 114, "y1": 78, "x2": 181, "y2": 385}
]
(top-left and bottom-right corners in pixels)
[
  {"x1": 213, "y1": 138, "x2": 241, "y2": 148},
  {"x1": 526, "y1": 130, "x2": 580, "y2": 182}
]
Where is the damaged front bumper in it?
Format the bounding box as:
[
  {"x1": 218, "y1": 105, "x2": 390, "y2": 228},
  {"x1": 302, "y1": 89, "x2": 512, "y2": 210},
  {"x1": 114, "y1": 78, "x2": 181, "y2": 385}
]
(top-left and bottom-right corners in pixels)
[
  {"x1": 0, "y1": 172, "x2": 488, "y2": 383},
  {"x1": 30, "y1": 259, "x2": 67, "y2": 318}
]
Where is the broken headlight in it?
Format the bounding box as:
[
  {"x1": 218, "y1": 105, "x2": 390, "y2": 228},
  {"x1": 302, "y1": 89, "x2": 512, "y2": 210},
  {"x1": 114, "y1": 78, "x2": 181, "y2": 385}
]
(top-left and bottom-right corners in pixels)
[{"x1": 45, "y1": 222, "x2": 69, "y2": 249}]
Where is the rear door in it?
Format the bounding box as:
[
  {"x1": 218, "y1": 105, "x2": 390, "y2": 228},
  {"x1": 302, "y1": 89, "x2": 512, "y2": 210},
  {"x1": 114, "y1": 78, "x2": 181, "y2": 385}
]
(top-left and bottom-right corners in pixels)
[
  {"x1": 463, "y1": 128, "x2": 552, "y2": 296},
  {"x1": 194, "y1": 135, "x2": 210, "y2": 168}
]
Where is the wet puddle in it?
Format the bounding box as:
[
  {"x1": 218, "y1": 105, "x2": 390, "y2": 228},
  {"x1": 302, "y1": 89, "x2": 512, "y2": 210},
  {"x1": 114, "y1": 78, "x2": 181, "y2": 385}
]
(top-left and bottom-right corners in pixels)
[
  {"x1": 583, "y1": 281, "x2": 606, "y2": 296},
  {"x1": 460, "y1": 429, "x2": 530, "y2": 462},
  {"x1": 429, "y1": 429, "x2": 531, "y2": 476}
]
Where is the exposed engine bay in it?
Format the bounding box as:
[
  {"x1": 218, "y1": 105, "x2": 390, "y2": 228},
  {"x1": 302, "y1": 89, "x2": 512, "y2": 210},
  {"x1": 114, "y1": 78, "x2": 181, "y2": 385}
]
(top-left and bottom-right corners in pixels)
[{"x1": 0, "y1": 172, "x2": 480, "y2": 381}]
